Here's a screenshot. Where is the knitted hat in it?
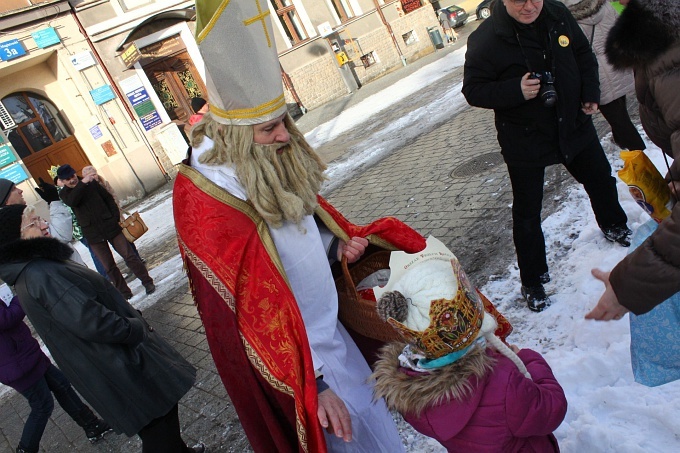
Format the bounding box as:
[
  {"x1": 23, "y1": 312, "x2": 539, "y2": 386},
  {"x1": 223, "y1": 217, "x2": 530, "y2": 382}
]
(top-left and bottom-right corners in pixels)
[
  {"x1": 191, "y1": 97, "x2": 207, "y2": 114},
  {"x1": 0, "y1": 205, "x2": 26, "y2": 247},
  {"x1": 56, "y1": 164, "x2": 76, "y2": 180},
  {"x1": 0, "y1": 178, "x2": 15, "y2": 206},
  {"x1": 194, "y1": 0, "x2": 287, "y2": 125}
]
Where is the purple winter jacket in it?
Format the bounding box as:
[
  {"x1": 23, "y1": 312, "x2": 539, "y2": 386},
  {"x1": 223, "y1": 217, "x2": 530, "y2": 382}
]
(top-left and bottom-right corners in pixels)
[
  {"x1": 404, "y1": 349, "x2": 566, "y2": 452},
  {"x1": 0, "y1": 296, "x2": 51, "y2": 392}
]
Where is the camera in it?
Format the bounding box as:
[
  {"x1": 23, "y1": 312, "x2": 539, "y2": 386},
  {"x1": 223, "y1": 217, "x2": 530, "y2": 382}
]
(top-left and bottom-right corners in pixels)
[{"x1": 529, "y1": 71, "x2": 558, "y2": 107}]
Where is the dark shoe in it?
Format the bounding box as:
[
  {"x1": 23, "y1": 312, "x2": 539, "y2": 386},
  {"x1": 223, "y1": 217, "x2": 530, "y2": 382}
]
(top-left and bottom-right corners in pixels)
[
  {"x1": 84, "y1": 419, "x2": 112, "y2": 443},
  {"x1": 602, "y1": 225, "x2": 632, "y2": 247},
  {"x1": 187, "y1": 442, "x2": 206, "y2": 453},
  {"x1": 123, "y1": 292, "x2": 133, "y2": 300},
  {"x1": 521, "y1": 285, "x2": 551, "y2": 312},
  {"x1": 539, "y1": 272, "x2": 551, "y2": 284},
  {"x1": 17, "y1": 447, "x2": 37, "y2": 453},
  {"x1": 144, "y1": 283, "x2": 156, "y2": 295}
]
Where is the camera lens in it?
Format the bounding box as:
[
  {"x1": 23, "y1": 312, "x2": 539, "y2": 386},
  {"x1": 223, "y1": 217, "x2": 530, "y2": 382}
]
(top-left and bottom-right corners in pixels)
[{"x1": 540, "y1": 86, "x2": 558, "y2": 107}]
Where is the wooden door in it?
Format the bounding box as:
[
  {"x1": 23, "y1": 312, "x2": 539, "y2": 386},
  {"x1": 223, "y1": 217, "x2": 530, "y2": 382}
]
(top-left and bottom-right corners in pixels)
[
  {"x1": 143, "y1": 51, "x2": 207, "y2": 124},
  {"x1": 22, "y1": 136, "x2": 90, "y2": 183}
]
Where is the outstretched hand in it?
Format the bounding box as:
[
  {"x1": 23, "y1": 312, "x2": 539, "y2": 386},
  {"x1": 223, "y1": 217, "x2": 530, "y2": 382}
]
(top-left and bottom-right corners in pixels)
[
  {"x1": 585, "y1": 268, "x2": 630, "y2": 321},
  {"x1": 337, "y1": 236, "x2": 369, "y2": 263},
  {"x1": 317, "y1": 389, "x2": 352, "y2": 442}
]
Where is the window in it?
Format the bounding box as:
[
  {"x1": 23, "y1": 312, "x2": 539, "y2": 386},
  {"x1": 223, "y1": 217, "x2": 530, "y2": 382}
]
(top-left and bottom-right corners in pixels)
[
  {"x1": 360, "y1": 51, "x2": 378, "y2": 68},
  {"x1": 270, "y1": 0, "x2": 309, "y2": 45},
  {"x1": 329, "y1": 0, "x2": 355, "y2": 22},
  {"x1": 117, "y1": 0, "x2": 152, "y2": 12},
  {"x1": 1, "y1": 92, "x2": 69, "y2": 158},
  {"x1": 402, "y1": 30, "x2": 419, "y2": 46}
]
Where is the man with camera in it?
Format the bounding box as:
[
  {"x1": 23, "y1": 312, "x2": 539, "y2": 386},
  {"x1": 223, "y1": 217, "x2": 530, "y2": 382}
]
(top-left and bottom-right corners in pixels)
[{"x1": 462, "y1": 0, "x2": 630, "y2": 312}]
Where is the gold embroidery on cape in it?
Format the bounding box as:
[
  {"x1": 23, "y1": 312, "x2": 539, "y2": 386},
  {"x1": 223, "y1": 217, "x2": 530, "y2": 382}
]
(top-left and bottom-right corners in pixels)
[
  {"x1": 179, "y1": 164, "x2": 289, "y2": 286},
  {"x1": 314, "y1": 204, "x2": 401, "y2": 251},
  {"x1": 177, "y1": 170, "x2": 312, "y2": 452}
]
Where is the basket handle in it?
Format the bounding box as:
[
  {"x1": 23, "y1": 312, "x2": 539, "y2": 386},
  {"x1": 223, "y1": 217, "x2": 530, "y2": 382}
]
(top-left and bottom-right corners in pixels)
[{"x1": 340, "y1": 255, "x2": 359, "y2": 304}]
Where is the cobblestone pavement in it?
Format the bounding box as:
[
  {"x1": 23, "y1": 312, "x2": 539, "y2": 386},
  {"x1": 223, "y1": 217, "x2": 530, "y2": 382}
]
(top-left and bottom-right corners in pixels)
[{"x1": 0, "y1": 18, "x2": 637, "y2": 452}]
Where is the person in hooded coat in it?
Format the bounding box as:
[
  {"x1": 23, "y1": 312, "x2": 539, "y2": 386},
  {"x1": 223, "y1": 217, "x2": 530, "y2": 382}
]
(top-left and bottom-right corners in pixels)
[
  {"x1": 560, "y1": 0, "x2": 645, "y2": 151},
  {"x1": 588, "y1": 0, "x2": 680, "y2": 320},
  {"x1": 0, "y1": 205, "x2": 203, "y2": 453}
]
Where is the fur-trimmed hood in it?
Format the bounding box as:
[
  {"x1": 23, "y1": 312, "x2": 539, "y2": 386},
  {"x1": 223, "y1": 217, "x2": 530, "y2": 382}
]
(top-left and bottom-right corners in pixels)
[
  {"x1": 0, "y1": 237, "x2": 73, "y2": 285},
  {"x1": 606, "y1": 0, "x2": 680, "y2": 69},
  {"x1": 370, "y1": 342, "x2": 494, "y2": 417},
  {"x1": 560, "y1": 0, "x2": 607, "y2": 21}
]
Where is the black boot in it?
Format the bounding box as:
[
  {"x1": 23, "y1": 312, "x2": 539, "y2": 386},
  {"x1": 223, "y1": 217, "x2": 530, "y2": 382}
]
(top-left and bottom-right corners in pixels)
[
  {"x1": 16, "y1": 447, "x2": 37, "y2": 453},
  {"x1": 521, "y1": 285, "x2": 551, "y2": 312},
  {"x1": 83, "y1": 419, "x2": 113, "y2": 443},
  {"x1": 602, "y1": 225, "x2": 632, "y2": 247},
  {"x1": 73, "y1": 406, "x2": 112, "y2": 443}
]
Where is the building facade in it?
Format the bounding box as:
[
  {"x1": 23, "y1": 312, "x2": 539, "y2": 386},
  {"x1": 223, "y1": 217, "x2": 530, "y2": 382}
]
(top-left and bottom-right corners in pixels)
[{"x1": 1, "y1": 0, "x2": 441, "y2": 205}]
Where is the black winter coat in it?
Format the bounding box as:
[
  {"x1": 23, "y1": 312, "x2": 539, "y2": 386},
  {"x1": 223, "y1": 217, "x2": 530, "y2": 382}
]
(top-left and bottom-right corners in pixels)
[
  {"x1": 0, "y1": 238, "x2": 196, "y2": 436},
  {"x1": 462, "y1": 0, "x2": 600, "y2": 167},
  {"x1": 59, "y1": 179, "x2": 121, "y2": 243}
]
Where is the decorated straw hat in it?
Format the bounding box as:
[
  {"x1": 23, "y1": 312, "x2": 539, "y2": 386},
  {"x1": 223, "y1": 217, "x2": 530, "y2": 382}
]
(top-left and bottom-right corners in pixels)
[
  {"x1": 377, "y1": 258, "x2": 484, "y2": 360},
  {"x1": 194, "y1": 0, "x2": 287, "y2": 125}
]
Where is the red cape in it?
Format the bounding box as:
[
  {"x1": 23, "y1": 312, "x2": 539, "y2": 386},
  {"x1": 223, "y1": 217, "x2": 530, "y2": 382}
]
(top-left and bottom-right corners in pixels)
[{"x1": 173, "y1": 165, "x2": 425, "y2": 452}]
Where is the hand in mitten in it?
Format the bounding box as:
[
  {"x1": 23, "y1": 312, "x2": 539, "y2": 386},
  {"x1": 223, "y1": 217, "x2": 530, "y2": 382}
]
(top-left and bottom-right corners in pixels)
[{"x1": 35, "y1": 177, "x2": 60, "y2": 204}]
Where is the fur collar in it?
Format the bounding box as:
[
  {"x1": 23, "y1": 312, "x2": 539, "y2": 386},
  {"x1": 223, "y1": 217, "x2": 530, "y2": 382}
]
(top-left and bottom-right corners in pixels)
[
  {"x1": 560, "y1": 0, "x2": 607, "y2": 21},
  {"x1": 0, "y1": 238, "x2": 73, "y2": 284},
  {"x1": 370, "y1": 342, "x2": 495, "y2": 416},
  {"x1": 606, "y1": 0, "x2": 680, "y2": 69}
]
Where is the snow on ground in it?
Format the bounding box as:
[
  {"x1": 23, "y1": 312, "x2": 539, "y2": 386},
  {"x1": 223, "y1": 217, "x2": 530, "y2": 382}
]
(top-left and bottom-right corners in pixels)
[{"x1": 4, "y1": 43, "x2": 680, "y2": 452}]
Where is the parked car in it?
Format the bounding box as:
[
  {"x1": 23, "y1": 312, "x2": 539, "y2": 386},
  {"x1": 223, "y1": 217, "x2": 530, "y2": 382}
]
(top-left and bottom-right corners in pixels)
[
  {"x1": 438, "y1": 5, "x2": 469, "y2": 28},
  {"x1": 476, "y1": 0, "x2": 493, "y2": 20}
]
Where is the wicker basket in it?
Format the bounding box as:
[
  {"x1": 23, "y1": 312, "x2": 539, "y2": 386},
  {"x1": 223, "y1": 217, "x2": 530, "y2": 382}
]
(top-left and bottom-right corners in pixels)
[{"x1": 335, "y1": 251, "x2": 402, "y2": 343}]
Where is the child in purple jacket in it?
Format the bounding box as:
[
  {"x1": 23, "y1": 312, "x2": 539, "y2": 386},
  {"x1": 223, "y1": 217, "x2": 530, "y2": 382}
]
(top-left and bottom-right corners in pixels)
[
  {"x1": 0, "y1": 295, "x2": 111, "y2": 453},
  {"x1": 370, "y1": 258, "x2": 567, "y2": 452}
]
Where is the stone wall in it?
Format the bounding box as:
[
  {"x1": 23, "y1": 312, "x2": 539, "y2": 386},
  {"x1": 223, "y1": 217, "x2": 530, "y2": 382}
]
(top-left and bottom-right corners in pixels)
[{"x1": 286, "y1": 53, "x2": 349, "y2": 112}]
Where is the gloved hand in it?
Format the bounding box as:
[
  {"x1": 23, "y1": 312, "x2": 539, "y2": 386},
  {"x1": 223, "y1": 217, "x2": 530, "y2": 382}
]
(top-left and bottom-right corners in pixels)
[{"x1": 35, "y1": 177, "x2": 60, "y2": 204}]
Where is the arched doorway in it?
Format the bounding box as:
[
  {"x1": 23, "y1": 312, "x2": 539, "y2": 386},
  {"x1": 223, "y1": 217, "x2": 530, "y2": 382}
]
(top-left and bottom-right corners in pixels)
[
  {"x1": 143, "y1": 48, "x2": 207, "y2": 126},
  {"x1": 1, "y1": 91, "x2": 90, "y2": 183}
]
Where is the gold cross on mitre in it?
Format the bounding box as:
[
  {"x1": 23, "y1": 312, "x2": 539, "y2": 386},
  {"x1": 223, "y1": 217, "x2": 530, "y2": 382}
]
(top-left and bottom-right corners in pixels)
[
  {"x1": 243, "y1": 0, "x2": 272, "y2": 47},
  {"x1": 194, "y1": 0, "x2": 287, "y2": 125}
]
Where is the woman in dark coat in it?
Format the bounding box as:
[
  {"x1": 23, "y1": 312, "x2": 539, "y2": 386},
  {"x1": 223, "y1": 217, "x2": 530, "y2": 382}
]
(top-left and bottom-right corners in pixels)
[
  {"x1": 1, "y1": 289, "x2": 110, "y2": 453},
  {"x1": 462, "y1": 0, "x2": 630, "y2": 311},
  {"x1": 0, "y1": 205, "x2": 203, "y2": 453}
]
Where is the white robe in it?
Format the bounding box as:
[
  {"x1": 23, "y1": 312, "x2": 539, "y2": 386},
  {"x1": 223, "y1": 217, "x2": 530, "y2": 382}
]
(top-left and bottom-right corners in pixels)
[{"x1": 191, "y1": 139, "x2": 404, "y2": 452}]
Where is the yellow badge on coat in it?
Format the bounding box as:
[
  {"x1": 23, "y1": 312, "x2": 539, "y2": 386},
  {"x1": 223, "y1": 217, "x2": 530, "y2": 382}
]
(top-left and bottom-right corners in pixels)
[{"x1": 558, "y1": 35, "x2": 570, "y2": 47}]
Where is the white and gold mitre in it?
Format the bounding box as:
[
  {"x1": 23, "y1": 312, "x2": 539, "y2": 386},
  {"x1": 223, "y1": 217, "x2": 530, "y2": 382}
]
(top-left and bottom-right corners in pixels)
[{"x1": 195, "y1": 0, "x2": 287, "y2": 125}]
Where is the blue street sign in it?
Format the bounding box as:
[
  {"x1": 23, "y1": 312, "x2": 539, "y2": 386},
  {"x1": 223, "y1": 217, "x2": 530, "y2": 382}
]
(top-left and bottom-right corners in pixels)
[
  {"x1": 32, "y1": 27, "x2": 60, "y2": 49},
  {"x1": 90, "y1": 85, "x2": 116, "y2": 105},
  {"x1": 0, "y1": 144, "x2": 17, "y2": 167},
  {"x1": 0, "y1": 164, "x2": 29, "y2": 184},
  {"x1": 0, "y1": 39, "x2": 26, "y2": 61}
]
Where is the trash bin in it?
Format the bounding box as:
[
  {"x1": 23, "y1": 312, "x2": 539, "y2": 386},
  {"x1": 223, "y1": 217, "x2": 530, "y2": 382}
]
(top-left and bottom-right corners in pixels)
[{"x1": 427, "y1": 26, "x2": 445, "y2": 50}]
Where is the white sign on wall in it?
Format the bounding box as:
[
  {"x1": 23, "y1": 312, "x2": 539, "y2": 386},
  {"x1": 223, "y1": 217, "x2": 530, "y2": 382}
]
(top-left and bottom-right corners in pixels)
[{"x1": 71, "y1": 51, "x2": 96, "y2": 70}]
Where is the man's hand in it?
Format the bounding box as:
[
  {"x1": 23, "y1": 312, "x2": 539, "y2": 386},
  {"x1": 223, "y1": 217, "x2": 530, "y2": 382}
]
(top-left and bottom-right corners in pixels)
[
  {"x1": 582, "y1": 102, "x2": 599, "y2": 115},
  {"x1": 586, "y1": 268, "x2": 630, "y2": 321},
  {"x1": 337, "y1": 236, "x2": 369, "y2": 264},
  {"x1": 81, "y1": 174, "x2": 94, "y2": 184},
  {"x1": 317, "y1": 389, "x2": 352, "y2": 442},
  {"x1": 521, "y1": 72, "x2": 541, "y2": 101}
]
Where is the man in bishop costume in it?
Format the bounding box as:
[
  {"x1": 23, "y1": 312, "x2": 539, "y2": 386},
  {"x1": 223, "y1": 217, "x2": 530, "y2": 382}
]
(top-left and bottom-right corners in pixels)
[{"x1": 173, "y1": 1, "x2": 425, "y2": 452}]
